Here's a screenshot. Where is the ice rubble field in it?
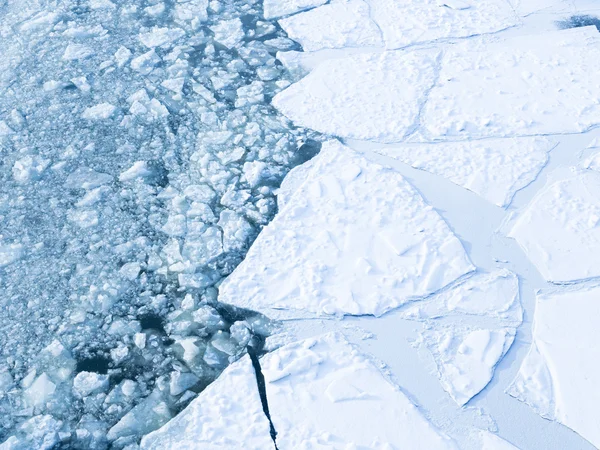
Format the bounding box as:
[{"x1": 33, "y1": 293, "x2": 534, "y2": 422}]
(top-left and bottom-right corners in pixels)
[{"x1": 4, "y1": 0, "x2": 600, "y2": 449}]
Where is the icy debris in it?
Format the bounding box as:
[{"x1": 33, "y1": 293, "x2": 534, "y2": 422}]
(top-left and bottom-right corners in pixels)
[
  {"x1": 508, "y1": 286, "x2": 600, "y2": 448},
  {"x1": 62, "y1": 44, "x2": 95, "y2": 61},
  {"x1": 424, "y1": 326, "x2": 516, "y2": 406},
  {"x1": 143, "y1": 333, "x2": 457, "y2": 448},
  {"x1": 274, "y1": 50, "x2": 440, "y2": 143},
  {"x1": 82, "y1": 103, "x2": 117, "y2": 120},
  {"x1": 375, "y1": 137, "x2": 554, "y2": 207},
  {"x1": 279, "y1": 0, "x2": 383, "y2": 52},
  {"x1": 399, "y1": 270, "x2": 523, "y2": 326},
  {"x1": 263, "y1": 0, "x2": 328, "y2": 19},
  {"x1": 12, "y1": 156, "x2": 50, "y2": 183},
  {"x1": 0, "y1": 415, "x2": 63, "y2": 450},
  {"x1": 73, "y1": 372, "x2": 109, "y2": 398},
  {"x1": 220, "y1": 141, "x2": 473, "y2": 317},
  {"x1": 422, "y1": 27, "x2": 600, "y2": 139},
  {"x1": 141, "y1": 355, "x2": 274, "y2": 449},
  {"x1": 509, "y1": 171, "x2": 600, "y2": 282}
]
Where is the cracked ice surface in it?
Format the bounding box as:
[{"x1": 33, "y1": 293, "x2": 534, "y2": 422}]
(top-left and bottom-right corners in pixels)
[
  {"x1": 399, "y1": 270, "x2": 522, "y2": 405},
  {"x1": 273, "y1": 50, "x2": 441, "y2": 143},
  {"x1": 422, "y1": 27, "x2": 600, "y2": 140},
  {"x1": 508, "y1": 286, "x2": 600, "y2": 448},
  {"x1": 0, "y1": 0, "x2": 313, "y2": 446},
  {"x1": 509, "y1": 170, "x2": 600, "y2": 283},
  {"x1": 277, "y1": 0, "x2": 516, "y2": 52},
  {"x1": 144, "y1": 333, "x2": 459, "y2": 449},
  {"x1": 374, "y1": 137, "x2": 555, "y2": 207},
  {"x1": 220, "y1": 140, "x2": 474, "y2": 317}
]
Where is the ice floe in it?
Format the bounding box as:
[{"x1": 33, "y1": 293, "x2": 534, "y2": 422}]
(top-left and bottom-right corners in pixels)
[
  {"x1": 508, "y1": 286, "x2": 600, "y2": 448},
  {"x1": 144, "y1": 333, "x2": 458, "y2": 449},
  {"x1": 263, "y1": 0, "x2": 328, "y2": 20},
  {"x1": 509, "y1": 170, "x2": 600, "y2": 282},
  {"x1": 422, "y1": 27, "x2": 600, "y2": 139},
  {"x1": 220, "y1": 140, "x2": 474, "y2": 317},
  {"x1": 273, "y1": 50, "x2": 440, "y2": 143},
  {"x1": 374, "y1": 137, "x2": 555, "y2": 207}
]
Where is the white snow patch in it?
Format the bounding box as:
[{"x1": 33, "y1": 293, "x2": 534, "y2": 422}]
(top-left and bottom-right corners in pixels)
[
  {"x1": 509, "y1": 170, "x2": 600, "y2": 282},
  {"x1": 273, "y1": 50, "x2": 440, "y2": 143},
  {"x1": 374, "y1": 137, "x2": 555, "y2": 207}
]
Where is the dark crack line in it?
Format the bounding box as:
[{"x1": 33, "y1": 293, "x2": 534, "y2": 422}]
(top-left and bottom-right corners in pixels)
[{"x1": 247, "y1": 345, "x2": 279, "y2": 450}]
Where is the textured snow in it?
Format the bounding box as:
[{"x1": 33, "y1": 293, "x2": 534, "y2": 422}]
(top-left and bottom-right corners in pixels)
[
  {"x1": 422, "y1": 27, "x2": 600, "y2": 139},
  {"x1": 220, "y1": 141, "x2": 474, "y2": 317},
  {"x1": 375, "y1": 138, "x2": 554, "y2": 207},
  {"x1": 144, "y1": 333, "x2": 457, "y2": 449},
  {"x1": 424, "y1": 326, "x2": 516, "y2": 406},
  {"x1": 263, "y1": 0, "x2": 328, "y2": 19},
  {"x1": 140, "y1": 356, "x2": 273, "y2": 449},
  {"x1": 273, "y1": 50, "x2": 440, "y2": 143},
  {"x1": 278, "y1": 0, "x2": 383, "y2": 51},
  {"x1": 477, "y1": 430, "x2": 520, "y2": 449},
  {"x1": 399, "y1": 270, "x2": 523, "y2": 327},
  {"x1": 509, "y1": 170, "x2": 600, "y2": 282},
  {"x1": 508, "y1": 286, "x2": 600, "y2": 448}
]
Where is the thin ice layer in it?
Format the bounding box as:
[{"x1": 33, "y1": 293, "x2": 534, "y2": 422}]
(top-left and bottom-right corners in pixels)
[
  {"x1": 261, "y1": 333, "x2": 458, "y2": 448},
  {"x1": 278, "y1": 0, "x2": 383, "y2": 52},
  {"x1": 273, "y1": 50, "x2": 440, "y2": 143},
  {"x1": 422, "y1": 27, "x2": 600, "y2": 139},
  {"x1": 509, "y1": 170, "x2": 600, "y2": 283},
  {"x1": 219, "y1": 141, "x2": 474, "y2": 317},
  {"x1": 374, "y1": 137, "x2": 554, "y2": 207},
  {"x1": 424, "y1": 326, "x2": 516, "y2": 406},
  {"x1": 508, "y1": 287, "x2": 600, "y2": 448},
  {"x1": 140, "y1": 356, "x2": 273, "y2": 449},
  {"x1": 399, "y1": 270, "x2": 523, "y2": 327}
]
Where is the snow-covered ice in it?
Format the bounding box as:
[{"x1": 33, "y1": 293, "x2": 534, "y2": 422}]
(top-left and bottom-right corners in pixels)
[
  {"x1": 263, "y1": 0, "x2": 328, "y2": 20},
  {"x1": 273, "y1": 50, "x2": 440, "y2": 143},
  {"x1": 509, "y1": 170, "x2": 600, "y2": 282},
  {"x1": 422, "y1": 27, "x2": 600, "y2": 140},
  {"x1": 374, "y1": 138, "x2": 555, "y2": 207},
  {"x1": 508, "y1": 286, "x2": 600, "y2": 448},
  {"x1": 220, "y1": 140, "x2": 474, "y2": 317},
  {"x1": 144, "y1": 333, "x2": 458, "y2": 449}
]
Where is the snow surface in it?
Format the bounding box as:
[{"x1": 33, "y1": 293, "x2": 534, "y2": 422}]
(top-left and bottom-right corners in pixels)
[
  {"x1": 509, "y1": 170, "x2": 600, "y2": 282},
  {"x1": 422, "y1": 27, "x2": 600, "y2": 140},
  {"x1": 273, "y1": 50, "x2": 440, "y2": 143},
  {"x1": 220, "y1": 140, "x2": 474, "y2": 317},
  {"x1": 144, "y1": 333, "x2": 458, "y2": 449},
  {"x1": 374, "y1": 138, "x2": 554, "y2": 207},
  {"x1": 263, "y1": 0, "x2": 328, "y2": 20},
  {"x1": 508, "y1": 286, "x2": 600, "y2": 448}
]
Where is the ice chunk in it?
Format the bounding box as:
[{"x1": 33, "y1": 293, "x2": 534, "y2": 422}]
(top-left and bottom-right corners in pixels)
[
  {"x1": 23, "y1": 373, "x2": 56, "y2": 408},
  {"x1": 82, "y1": 103, "x2": 117, "y2": 120},
  {"x1": 370, "y1": 0, "x2": 516, "y2": 49},
  {"x1": 375, "y1": 137, "x2": 554, "y2": 207},
  {"x1": 422, "y1": 27, "x2": 600, "y2": 139},
  {"x1": 140, "y1": 356, "x2": 274, "y2": 449},
  {"x1": 139, "y1": 27, "x2": 185, "y2": 48},
  {"x1": 0, "y1": 415, "x2": 62, "y2": 450},
  {"x1": 509, "y1": 171, "x2": 600, "y2": 282},
  {"x1": 12, "y1": 156, "x2": 50, "y2": 183},
  {"x1": 278, "y1": 0, "x2": 383, "y2": 52},
  {"x1": 107, "y1": 390, "x2": 172, "y2": 441},
  {"x1": 425, "y1": 327, "x2": 516, "y2": 406},
  {"x1": 169, "y1": 371, "x2": 200, "y2": 396},
  {"x1": 73, "y1": 371, "x2": 109, "y2": 397},
  {"x1": 65, "y1": 167, "x2": 113, "y2": 190},
  {"x1": 399, "y1": 270, "x2": 523, "y2": 326},
  {"x1": 273, "y1": 50, "x2": 440, "y2": 143},
  {"x1": 263, "y1": 0, "x2": 328, "y2": 19},
  {"x1": 0, "y1": 243, "x2": 24, "y2": 268},
  {"x1": 219, "y1": 141, "x2": 473, "y2": 317},
  {"x1": 119, "y1": 161, "x2": 152, "y2": 182},
  {"x1": 508, "y1": 286, "x2": 600, "y2": 448},
  {"x1": 210, "y1": 19, "x2": 244, "y2": 49},
  {"x1": 62, "y1": 43, "x2": 94, "y2": 61}
]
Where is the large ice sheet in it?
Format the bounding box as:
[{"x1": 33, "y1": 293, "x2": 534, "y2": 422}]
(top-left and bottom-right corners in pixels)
[
  {"x1": 422, "y1": 27, "x2": 600, "y2": 140},
  {"x1": 273, "y1": 50, "x2": 440, "y2": 143},
  {"x1": 263, "y1": 0, "x2": 328, "y2": 19},
  {"x1": 508, "y1": 286, "x2": 600, "y2": 448},
  {"x1": 219, "y1": 141, "x2": 474, "y2": 317},
  {"x1": 370, "y1": 0, "x2": 516, "y2": 49},
  {"x1": 140, "y1": 356, "x2": 273, "y2": 449},
  {"x1": 509, "y1": 170, "x2": 600, "y2": 283},
  {"x1": 261, "y1": 333, "x2": 458, "y2": 448},
  {"x1": 375, "y1": 137, "x2": 554, "y2": 207},
  {"x1": 424, "y1": 326, "x2": 516, "y2": 406},
  {"x1": 278, "y1": 0, "x2": 383, "y2": 52}
]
